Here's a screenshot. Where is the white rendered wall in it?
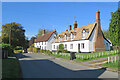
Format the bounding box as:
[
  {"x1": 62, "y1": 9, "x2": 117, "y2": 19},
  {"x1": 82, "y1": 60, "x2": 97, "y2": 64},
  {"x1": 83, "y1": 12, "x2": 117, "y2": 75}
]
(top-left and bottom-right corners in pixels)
[
  {"x1": 104, "y1": 38, "x2": 110, "y2": 51},
  {"x1": 52, "y1": 40, "x2": 90, "y2": 53},
  {"x1": 89, "y1": 26, "x2": 96, "y2": 52},
  {"x1": 34, "y1": 33, "x2": 56, "y2": 51}
]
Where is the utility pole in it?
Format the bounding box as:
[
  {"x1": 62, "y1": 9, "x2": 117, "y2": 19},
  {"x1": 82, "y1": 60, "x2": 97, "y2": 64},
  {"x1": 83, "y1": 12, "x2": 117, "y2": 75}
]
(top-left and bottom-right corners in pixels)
[{"x1": 9, "y1": 27, "x2": 11, "y2": 45}]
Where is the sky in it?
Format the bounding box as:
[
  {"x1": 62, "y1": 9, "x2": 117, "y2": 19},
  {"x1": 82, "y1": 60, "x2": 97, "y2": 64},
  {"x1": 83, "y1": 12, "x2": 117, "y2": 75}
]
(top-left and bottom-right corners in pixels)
[{"x1": 2, "y1": 2, "x2": 118, "y2": 40}]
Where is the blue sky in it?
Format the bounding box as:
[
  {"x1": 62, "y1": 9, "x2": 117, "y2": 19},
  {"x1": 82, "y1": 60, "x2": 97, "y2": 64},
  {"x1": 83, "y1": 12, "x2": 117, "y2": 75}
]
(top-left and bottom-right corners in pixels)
[{"x1": 2, "y1": 2, "x2": 118, "y2": 40}]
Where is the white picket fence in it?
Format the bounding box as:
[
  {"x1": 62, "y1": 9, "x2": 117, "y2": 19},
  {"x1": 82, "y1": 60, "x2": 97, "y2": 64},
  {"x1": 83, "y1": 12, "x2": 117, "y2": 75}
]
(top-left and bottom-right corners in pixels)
[
  {"x1": 107, "y1": 55, "x2": 119, "y2": 63},
  {"x1": 52, "y1": 50, "x2": 119, "y2": 60}
]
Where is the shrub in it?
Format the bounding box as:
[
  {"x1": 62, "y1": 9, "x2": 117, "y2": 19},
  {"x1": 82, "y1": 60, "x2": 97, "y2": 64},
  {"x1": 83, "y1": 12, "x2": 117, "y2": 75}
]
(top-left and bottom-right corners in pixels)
[
  {"x1": 59, "y1": 44, "x2": 64, "y2": 51},
  {"x1": 0, "y1": 43, "x2": 13, "y2": 58},
  {"x1": 33, "y1": 48, "x2": 37, "y2": 53}
]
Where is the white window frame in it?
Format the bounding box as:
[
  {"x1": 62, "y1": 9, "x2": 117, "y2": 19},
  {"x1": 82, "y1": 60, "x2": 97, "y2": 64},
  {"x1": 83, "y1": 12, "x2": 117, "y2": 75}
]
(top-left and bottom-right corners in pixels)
[
  {"x1": 81, "y1": 43, "x2": 85, "y2": 49},
  {"x1": 70, "y1": 44, "x2": 73, "y2": 49}
]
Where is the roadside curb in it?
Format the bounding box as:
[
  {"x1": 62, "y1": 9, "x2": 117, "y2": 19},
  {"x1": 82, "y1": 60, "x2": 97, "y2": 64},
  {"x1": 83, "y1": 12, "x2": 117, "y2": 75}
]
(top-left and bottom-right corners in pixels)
[
  {"x1": 50, "y1": 55, "x2": 118, "y2": 72},
  {"x1": 28, "y1": 53, "x2": 118, "y2": 73},
  {"x1": 15, "y1": 53, "x2": 24, "y2": 79}
]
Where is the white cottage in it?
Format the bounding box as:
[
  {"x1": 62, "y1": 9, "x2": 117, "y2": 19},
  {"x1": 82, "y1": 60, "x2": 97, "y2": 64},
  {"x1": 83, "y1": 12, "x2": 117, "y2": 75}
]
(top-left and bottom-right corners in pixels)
[
  {"x1": 34, "y1": 29, "x2": 56, "y2": 51},
  {"x1": 52, "y1": 10, "x2": 111, "y2": 53}
]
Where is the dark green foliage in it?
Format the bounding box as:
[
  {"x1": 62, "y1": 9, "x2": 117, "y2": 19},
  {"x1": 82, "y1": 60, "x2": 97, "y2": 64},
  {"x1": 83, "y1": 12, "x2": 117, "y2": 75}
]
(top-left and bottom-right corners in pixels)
[
  {"x1": 58, "y1": 44, "x2": 64, "y2": 52},
  {"x1": 36, "y1": 28, "x2": 52, "y2": 37},
  {"x1": 102, "y1": 29, "x2": 110, "y2": 39},
  {"x1": 0, "y1": 43, "x2": 13, "y2": 58},
  {"x1": 1, "y1": 22, "x2": 26, "y2": 48},
  {"x1": 109, "y1": 9, "x2": 120, "y2": 46}
]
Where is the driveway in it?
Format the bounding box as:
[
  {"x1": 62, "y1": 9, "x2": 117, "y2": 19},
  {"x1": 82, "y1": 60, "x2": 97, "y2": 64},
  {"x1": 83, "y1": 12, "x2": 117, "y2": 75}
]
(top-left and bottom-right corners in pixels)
[{"x1": 16, "y1": 53, "x2": 118, "y2": 78}]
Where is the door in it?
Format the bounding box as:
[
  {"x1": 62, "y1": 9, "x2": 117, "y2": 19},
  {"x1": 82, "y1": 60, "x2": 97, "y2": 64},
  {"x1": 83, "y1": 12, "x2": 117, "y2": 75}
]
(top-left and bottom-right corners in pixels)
[{"x1": 78, "y1": 43, "x2": 80, "y2": 52}]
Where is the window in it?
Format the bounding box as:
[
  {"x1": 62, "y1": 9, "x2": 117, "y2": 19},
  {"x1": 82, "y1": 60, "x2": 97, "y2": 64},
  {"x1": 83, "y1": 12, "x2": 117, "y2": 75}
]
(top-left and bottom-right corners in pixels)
[
  {"x1": 82, "y1": 29, "x2": 86, "y2": 38},
  {"x1": 71, "y1": 33, "x2": 74, "y2": 40},
  {"x1": 70, "y1": 44, "x2": 73, "y2": 49},
  {"x1": 106, "y1": 43, "x2": 108, "y2": 47},
  {"x1": 54, "y1": 45, "x2": 55, "y2": 49},
  {"x1": 65, "y1": 34, "x2": 67, "y2": 40},
  {"x1": 59, "y1": 36, "x2": 61, "y2": 42},
  {"x1": 65, "y1": 44, "x2": 67, "y2": 49},
  {"x1": 45, "y1": 46, "x2": 46, "y2": 50},
  {"x1": 81, "y1": 43, "x2": 85, "y2": 49}
]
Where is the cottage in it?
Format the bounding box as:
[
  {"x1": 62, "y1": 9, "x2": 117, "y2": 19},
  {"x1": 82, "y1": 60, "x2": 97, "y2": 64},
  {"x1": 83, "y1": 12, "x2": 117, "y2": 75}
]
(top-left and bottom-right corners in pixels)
[
  {"x1": 34, "y1": 29, "x2": 56, "y2": 51},
  {"x1": 52, "y1": 10, "x2": 111, "y2": 53}
]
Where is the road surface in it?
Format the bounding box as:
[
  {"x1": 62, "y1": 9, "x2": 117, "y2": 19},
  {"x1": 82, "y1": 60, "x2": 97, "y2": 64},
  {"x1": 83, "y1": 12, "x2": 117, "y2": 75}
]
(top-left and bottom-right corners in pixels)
[{"x1": 16, "y1": 53, "x2": 118, "y2": 78}]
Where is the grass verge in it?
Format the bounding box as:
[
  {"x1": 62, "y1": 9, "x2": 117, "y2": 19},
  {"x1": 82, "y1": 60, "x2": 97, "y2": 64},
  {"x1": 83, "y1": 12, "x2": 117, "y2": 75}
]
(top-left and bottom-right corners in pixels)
[
  {"x1": 2, "y1": 53, "x2": 22, "y2": 79},
  {"x1": 101, "y1": 60, "x2": 120, "y2": 69}
]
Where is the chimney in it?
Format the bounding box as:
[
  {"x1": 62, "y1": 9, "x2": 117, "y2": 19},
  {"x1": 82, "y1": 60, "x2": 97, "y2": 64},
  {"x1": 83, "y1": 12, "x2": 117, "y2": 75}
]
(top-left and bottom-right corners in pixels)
[
  {"x1": 54, "y1": 29, "x2": 56, "y2": 34},
  {"x1": 42, "y1": 29, "x2": 45, "y2": 35},
  {"x1": 69, "y1": 25, "x2": 72, "y2": 31},
  {"x1": 66, "y1": 29, "x2": 68, "y2": 31},
  {"x1": 94, "y1": 9, "x2": 105, "y2": 52},
  {"x1": 96, "y1": 9, "x2": 100, "y2": 29},
  {"x1": 73, "y1": 21, "x2": 77, "y2": 30}
]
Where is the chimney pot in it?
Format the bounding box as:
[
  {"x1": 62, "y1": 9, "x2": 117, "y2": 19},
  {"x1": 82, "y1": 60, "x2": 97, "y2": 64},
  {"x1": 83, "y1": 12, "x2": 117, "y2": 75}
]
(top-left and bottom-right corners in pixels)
[
  {"x1": 42, "y1": 29, "x2": 45, "y2": 35},
  {"x1": 54, "y1": 29, "x2": 56, "y2": 34},
  {"x1": 69, "y1": 25, "x2": 72, "y2": 31},
  {"x1": 73, "y1": 21, "x2": 77, "y2": 30}
]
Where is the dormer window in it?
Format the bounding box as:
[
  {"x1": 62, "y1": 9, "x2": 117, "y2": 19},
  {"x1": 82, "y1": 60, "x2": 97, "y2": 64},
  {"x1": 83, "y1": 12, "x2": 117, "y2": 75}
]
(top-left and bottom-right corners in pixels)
[
  {"x1": 71, "y1": 33, "x2": 74, "y2": 40},
  {"x1": 65, "y1": 34, "x2": 67, "y2": 41},
  {"x1": 59, "y1": 36, "x2": 61, "y2": 42},
  {"x1": 82, "y1": 29, "x2": 86, "y2": 38}
]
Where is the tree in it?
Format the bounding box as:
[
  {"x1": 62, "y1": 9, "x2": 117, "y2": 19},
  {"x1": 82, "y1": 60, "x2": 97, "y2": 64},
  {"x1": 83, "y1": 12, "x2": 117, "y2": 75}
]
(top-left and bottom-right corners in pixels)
[
  {"x1": 1, "y1": 22, "x2": 26, "y2": 48},
  {"x1": 36, "y1": 28, "x2": 52, "y2": 37},
  {"x1": 58, "y1": 44, "x2": 64, "y2": 52},
  {"x1": 102, "y1": 29, "x2": 110, "y2": 39},
  {"x1": 109, "y1": 9, "x2": 120, "y2": 46}
]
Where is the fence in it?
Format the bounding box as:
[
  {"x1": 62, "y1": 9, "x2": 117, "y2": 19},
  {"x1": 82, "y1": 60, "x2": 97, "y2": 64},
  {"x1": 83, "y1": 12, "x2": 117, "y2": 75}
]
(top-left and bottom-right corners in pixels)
[
  {"x1": 2, "y1": 50, "x2": 9, "y2": 59},
  {"x1": 52, "y1": 50, "x2": 119, "y2": 60},
  {"x1": 107, "y1": 55, "x2": 119, "y2": 63}
]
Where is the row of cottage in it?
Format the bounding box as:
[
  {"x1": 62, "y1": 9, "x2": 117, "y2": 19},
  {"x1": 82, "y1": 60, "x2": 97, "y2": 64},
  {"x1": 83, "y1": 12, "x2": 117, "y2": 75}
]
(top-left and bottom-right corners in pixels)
[{"x1": 31, "y1": 10, "x2": 111, "y2": 53}]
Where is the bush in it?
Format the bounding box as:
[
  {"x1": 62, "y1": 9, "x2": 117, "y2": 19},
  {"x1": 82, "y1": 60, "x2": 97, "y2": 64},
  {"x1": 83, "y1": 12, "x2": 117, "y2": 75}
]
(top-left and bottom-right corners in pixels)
[
  {"x1": 0, "y1": 43, "x2": 13, "y2": 58},
  {"x1": 59, "y1": 44, "x2": 64, "y2": 51},
  {"x1": 33, "y1": 48, "x2": 37, "y2": 53}
]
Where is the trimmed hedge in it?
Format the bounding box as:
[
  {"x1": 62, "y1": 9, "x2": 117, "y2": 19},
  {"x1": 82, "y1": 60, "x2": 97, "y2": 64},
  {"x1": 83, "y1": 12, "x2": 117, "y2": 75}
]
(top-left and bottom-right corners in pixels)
[{"x1": 0, "y1": 43, "x2": 13, "y2": 58}]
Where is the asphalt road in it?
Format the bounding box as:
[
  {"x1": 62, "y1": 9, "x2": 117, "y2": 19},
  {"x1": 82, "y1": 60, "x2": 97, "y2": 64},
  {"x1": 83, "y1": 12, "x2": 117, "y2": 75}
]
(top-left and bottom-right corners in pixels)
[{"x1": 16, "y1": 53, "x2": 118, "y2": 78}]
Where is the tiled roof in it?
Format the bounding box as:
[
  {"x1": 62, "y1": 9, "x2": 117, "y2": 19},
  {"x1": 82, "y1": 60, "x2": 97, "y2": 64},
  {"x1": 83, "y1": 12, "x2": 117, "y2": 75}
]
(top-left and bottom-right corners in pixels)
[
  {"x1": 35, "y1": 31, "x2": 54, "y2": 42},
  {"x1": 55, "y1": 22, "x2": 96, "y2": 43}
]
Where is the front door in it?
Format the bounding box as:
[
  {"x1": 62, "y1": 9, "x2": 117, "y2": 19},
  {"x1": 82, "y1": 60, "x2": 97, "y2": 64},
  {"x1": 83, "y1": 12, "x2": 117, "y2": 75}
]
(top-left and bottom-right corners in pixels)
[{"x1": 78, "y1": 43, "x2": 80, "y2": 52}]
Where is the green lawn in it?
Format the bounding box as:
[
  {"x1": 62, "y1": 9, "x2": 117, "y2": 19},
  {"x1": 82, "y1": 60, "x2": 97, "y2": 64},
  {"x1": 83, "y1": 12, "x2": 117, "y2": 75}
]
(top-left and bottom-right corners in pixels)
[
  {"x1": 101, "y1": 60, "x2": 120, "y2": 69},
  {"x1": 2, "y1": 54, "x2": 22, "y2": 79},
  {"x1": 50, "y1": 50, "x2": 119, "y2": 61}
]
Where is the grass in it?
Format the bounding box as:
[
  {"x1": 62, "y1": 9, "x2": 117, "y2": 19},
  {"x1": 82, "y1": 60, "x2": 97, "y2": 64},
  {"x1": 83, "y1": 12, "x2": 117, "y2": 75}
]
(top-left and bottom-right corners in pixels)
[
  {"x1": 50, "y1": 54, "x2": 70, "y2": 60},
  {"x1": 2, "y1": 53, "x2": 22, "y2": 79},
  {"x1": 50, "y1": 50, "x2": 119, "y2": 62},
  {"x1": 14, "y1": 49, "x2": 23, "y2": 53},
  {"x1": 101, "y1": 60, "x2": 120, "y2": 69}
]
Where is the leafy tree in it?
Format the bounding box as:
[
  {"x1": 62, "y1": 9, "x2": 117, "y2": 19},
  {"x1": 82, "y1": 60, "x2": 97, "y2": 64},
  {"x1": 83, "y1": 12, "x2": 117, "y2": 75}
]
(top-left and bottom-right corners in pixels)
[
  {"x1": 36, "y1": 28, "x2": 52, "y2": 37},
  {"x1": 58, "y1": 44, "x2": 64, "y2": 52},
  {"x1": 102, "y1": 29, "x2": 110, "y2": 39},
  {"x1": 109, "y1": 9, "x2": 120, "y2": 46},
  {"x1": 1, "y1": 22, "x2": 26, "y2": 48}
]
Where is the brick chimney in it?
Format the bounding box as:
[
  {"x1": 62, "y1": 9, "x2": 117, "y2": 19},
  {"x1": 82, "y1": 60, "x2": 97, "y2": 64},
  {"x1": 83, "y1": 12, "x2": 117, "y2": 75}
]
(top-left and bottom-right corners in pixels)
[
  {"x1": 54, "y1": 29, "x2": 56, "y2": 34},
  {"x1": 73, "y1": 21, "x2": 77, "y2": 30},
  {"x1": 66, "y1": 29, "x2": 68, "y2": 31},
  {"x1": 42, "y1": 29, "x2": 45, "y2": 35},
  {"x1": 94, "y1": 10, "x2": 105, "y2": 52},
  {"x1": 69, "y1": 25, "x2": 72, "y2": 31}
]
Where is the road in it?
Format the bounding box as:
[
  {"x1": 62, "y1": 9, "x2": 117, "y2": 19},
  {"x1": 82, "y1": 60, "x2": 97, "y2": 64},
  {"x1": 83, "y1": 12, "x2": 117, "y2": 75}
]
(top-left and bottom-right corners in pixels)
[{"x1": 16, "y1": 53, "x2": 118, "y2": 78}]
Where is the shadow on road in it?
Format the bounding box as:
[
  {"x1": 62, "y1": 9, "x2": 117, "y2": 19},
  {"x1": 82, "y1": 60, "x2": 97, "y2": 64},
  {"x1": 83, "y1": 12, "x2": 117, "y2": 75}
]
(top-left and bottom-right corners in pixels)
[
  {"x1": 15, "y1": 53, "x2": 31, "y2": 59},
  {"x1": 19, "y1": 58, "x2": 107, "y2": 78}
]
